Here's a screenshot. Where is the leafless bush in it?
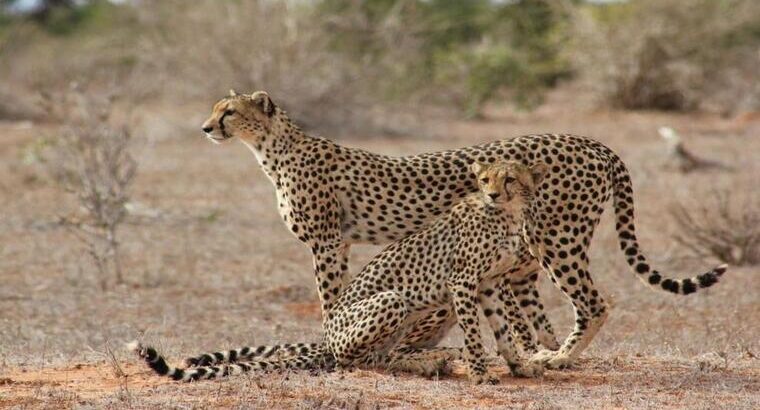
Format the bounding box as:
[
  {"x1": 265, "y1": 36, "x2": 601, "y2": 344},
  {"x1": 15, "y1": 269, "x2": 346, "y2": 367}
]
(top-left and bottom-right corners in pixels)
[
  {"x1": 570, "y1": 0, "x2": 760, "y2": 113},
  {"x1": 132, "y1": 0, "x2": 386, "y2": 135},
  {"x1": 44, "y1": 90, "x2": 136, "y2": 289},
  {"x1": 670, "y1": 190, "x2": 760, "y2": 266}
]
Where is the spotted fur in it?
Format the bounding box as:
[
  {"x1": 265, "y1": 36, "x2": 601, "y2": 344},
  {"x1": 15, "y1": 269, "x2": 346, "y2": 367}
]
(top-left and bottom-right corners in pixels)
[
  {"x1": 127, "y1": 341, "x2": 333, "y2": 382},
  {"x1": 130, "y1": 162, "x2": 546, "y2": 384},
  {"x1": 196, "y1": 90, "x2": 726, "y2": 370}
]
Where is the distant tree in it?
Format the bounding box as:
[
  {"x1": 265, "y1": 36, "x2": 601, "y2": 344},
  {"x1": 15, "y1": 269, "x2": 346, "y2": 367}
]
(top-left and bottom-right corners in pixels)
[{"x1": 30, "y1": 0, "x2": 77, "y2": 22}]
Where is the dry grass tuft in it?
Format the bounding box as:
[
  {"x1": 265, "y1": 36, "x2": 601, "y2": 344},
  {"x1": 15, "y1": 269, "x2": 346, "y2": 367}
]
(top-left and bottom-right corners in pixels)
[
  {"x1": 570, "y1": 0, "x2": 760, "y2": 113},
  {"x1": 670, "y1": 190, "x2": 760, "y2": 266},
  {"x1": 42, "y1": 89, "x2": 137, "y2": 288}
]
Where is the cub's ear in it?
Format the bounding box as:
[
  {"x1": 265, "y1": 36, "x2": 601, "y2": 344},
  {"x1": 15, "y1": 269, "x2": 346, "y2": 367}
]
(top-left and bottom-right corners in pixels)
[
  {"x1": 251, "y1": 91, "x2": 275, "y2": 117},
  {"x1": 470, "y1": 161, "x2": 485, "y2": 175},
  {"x1": 229, "y1": 89, "x2": 238, "y2": 97},
  {"x1": 530, "y1": 163, "x2": 549, "y2": 185}
]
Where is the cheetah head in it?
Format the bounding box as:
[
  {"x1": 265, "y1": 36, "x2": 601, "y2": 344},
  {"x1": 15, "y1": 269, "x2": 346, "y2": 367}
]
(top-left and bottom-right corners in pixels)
[
  {"x1": 201, "y1": 90, "x2": 278, "y2": 144},
  {"x1": 471, "y1": 161, "x2": 548, "y2": 208}
]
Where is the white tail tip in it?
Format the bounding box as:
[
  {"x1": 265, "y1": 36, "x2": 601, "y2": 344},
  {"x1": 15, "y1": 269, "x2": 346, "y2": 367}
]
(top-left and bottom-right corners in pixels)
[{"x1": 125, "y1": 340, "x2": 142, "y2": 352}]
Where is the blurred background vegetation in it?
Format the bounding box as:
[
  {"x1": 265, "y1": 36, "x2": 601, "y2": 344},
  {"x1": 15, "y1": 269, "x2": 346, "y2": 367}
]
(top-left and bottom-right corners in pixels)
[{"x1": 1, "y1": 0, "x2": 759, "y2": 132}]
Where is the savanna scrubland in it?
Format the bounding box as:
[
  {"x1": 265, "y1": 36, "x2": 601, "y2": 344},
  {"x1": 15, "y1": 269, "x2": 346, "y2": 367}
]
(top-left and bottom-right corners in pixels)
[{"x1": 1, "y1": 1, "x2": 758, "y2": 408}]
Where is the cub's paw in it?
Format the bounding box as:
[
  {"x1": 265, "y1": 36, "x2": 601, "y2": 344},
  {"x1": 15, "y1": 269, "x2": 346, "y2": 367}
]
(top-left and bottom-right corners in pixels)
[
  {"x1": 469, "y1": 370, "x2": 501, "y2": 385},
  {"x1": 544, "y1": 354, "x2": 573, "y2": 370},
  {"x1": 529, "y1": 349, "x2": 556, "y2": 365},
  {"x1": 508, "y1": 361, "x2": 544, "y2": 378}
]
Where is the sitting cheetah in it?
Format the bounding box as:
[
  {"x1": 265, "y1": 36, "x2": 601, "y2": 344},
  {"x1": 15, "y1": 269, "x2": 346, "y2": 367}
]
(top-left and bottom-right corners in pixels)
[
  {"x1": 131, "y1": 161, "x2": 547, "y2": 383},
  {"x1": 196, "y1": 90, "x2": 726, "y2": 369}
]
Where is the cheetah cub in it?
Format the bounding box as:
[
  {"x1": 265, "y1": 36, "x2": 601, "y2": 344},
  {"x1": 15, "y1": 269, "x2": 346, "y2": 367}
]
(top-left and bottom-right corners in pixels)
[
  {"x1": 129, "y1": 161, "x2": 546, "y2": 384},
  {"x1": 322, "y1": 160, "x2": 548, "y2": 384}
]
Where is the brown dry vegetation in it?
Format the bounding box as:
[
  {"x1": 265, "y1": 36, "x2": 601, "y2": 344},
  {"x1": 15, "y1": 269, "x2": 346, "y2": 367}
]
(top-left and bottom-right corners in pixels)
[
  {"x1": 1, "y1": 85, "x2": 759, "y2": 409},
  {"x1": 1, "y1": 1, "x2": 759, "y2": 408}
]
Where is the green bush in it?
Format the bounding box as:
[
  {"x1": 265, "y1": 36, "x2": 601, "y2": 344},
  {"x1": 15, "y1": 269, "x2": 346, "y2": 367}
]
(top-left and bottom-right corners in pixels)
[
  {"x1": 319, "y1": 0, "x2": 574, "y2": 116},
  {"x1": 570, "y1": 0, "x2": 760, "y2": 112}
]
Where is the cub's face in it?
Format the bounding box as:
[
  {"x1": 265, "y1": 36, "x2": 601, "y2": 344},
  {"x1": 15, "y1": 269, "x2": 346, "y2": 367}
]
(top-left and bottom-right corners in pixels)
[
  {"x1": 201, "y1": 90, "x2": 276, "y2": 144},
  {"x1": 471, "y1": 161, "x2": 547, "y2": 208}
]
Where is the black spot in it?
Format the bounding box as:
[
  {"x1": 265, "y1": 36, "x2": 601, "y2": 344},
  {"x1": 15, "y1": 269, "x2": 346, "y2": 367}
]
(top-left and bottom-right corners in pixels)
[
  {"x1": 698, "y1": 273, "x2": 718, "y2": 288},
  {"x1": 648, "y1": 274, "x2": 661, "y2": 285},
  {"x1": 661, "y1": 279, "x2": 679, "y2": 293},
  {"x1": 681, "y1": 279, "x2": 697, "y2": 294}
]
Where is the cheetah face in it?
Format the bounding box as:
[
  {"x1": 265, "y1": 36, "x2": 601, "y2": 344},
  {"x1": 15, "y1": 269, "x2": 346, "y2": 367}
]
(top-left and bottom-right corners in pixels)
[
  {"x1": 471, "y1": 161, "x2": 548, "y2": 208},
  {"x1": 201, "y1": 90, "x2": 276, "y2": 145}
]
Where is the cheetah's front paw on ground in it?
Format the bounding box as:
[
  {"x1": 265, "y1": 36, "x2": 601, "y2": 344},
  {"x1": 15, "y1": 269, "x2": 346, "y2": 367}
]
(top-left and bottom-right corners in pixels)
[
  {"x1": 469, "y1": 370, "x2": 501, "y2": 385},
  {"x1": 508, "y1": 361, "x2": 544, "y2": 378}
]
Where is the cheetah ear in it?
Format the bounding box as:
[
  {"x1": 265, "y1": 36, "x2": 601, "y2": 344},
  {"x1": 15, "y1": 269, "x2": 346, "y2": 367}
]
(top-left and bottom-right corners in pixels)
[
  {"x1": 530, "y1": 163, "x2": 549, "y2": 185},
  {"x1": 251, "y1": 91, "x2": 275, "y2": 117},
  {"x1": 229, "y1": 89, "x2": 238, "y2": 97},
  {"x1": 470, "y1": 161, "x2": 486, "y2": 175}
]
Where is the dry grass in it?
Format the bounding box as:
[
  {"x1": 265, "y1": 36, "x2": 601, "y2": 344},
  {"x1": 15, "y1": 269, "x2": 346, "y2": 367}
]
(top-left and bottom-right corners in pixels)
[
  {"x1": 671, "y1": 190, "x2": 760, "y2": 266},
  {"x1": 569, "y1": 0, "x2": 760, "y2": 113},
  {"x1": 1, "y1": 86, "x2": 759, "y2": 408},
  {"x1": 41, "y1": 90, "x2": 136, "y2": 289}
]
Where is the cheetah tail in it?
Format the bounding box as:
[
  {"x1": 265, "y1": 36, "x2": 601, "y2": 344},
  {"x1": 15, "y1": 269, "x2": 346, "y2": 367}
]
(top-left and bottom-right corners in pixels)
[
  {"x1": 610, "y1": 157, "x2": 727, "y2": 295},
  {"x1": 126, "y1": 341, "x2": 333, "y2": 382},
  {"x1": 183, "y1": 342, "x2": 323, "y2": 368}
]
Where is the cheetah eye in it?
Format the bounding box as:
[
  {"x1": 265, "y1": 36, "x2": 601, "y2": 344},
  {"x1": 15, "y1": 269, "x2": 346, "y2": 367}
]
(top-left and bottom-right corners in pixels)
[
  {"x1": 224, "y1": 109, "x2": 235, "y2": 116},
  {"x1": 480, "y1": 177, "x2": 489, "y2": 184},
  {"x1": 504, "y1": 176, "x2": 516, "y2": 184}
]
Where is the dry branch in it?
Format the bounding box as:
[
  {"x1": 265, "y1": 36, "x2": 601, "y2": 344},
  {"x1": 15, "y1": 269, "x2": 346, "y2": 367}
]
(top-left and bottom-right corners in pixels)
[
  {"x1": 670, "y1": 190, "x2": 760, "y2": 266},
  {"x1": 44, "y1": 90, "x2": 137, "y2": 288}
]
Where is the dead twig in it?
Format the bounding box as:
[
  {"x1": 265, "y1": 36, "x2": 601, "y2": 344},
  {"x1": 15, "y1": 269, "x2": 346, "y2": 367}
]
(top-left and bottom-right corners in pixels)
[
  {"x1": 670, "y1": 189, "x2": 760, "y2": 266},
  {"x1": 43, "y1": 89, "x2": 137, "y2": 289}
]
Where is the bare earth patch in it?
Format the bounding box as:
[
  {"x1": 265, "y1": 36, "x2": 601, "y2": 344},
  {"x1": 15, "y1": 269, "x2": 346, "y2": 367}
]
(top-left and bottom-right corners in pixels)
[{"x1": 2, "y1": 356, "x2": 758, "y2": 408}]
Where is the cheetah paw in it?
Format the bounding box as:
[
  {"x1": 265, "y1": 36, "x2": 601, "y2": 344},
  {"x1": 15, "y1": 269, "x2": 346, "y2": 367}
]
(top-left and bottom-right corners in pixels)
[
  {"x1": 529, "y1": 349, "x2": 556, "y2": 365},
  {"x1": 416, "y1": 358, "x2": 455, "y2": 379},
  {"x1": 508, "y1": 361, "x2": 544, "y2": 378},
  {"x1": 470, "y1": 370, "x2": 501, "y2": 385},
  {"x1": 544, "y1": 354, "x2": 573, "y2": 370}
]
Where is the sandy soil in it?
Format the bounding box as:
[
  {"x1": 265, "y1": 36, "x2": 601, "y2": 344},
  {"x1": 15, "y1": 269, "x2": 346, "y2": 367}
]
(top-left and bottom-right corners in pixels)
[
  {"x1": 1, "y1": 87, "x2": 759, "y2": 408},
  {"x1": 3, "y1": 356, "x2": 757, "y2": 409}
]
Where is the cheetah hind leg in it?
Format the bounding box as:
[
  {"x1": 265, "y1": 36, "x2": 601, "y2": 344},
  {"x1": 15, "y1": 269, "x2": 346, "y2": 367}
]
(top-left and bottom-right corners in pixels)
[
  {"x1": 397, "y1": 307, "x2": 456, "y2": 348},
  {"x1": 388, "y1": 347, "x2": 461, "y2": 378}
]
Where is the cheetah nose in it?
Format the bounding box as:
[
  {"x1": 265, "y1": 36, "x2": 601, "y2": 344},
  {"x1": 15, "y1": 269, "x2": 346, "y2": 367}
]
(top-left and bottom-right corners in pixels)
[
  {"x1": 488, "y1": 193, "x2": 501, "y2": 200},
  {"x1": 202, "y1": 126, "x2": 213, "y2": 133}
]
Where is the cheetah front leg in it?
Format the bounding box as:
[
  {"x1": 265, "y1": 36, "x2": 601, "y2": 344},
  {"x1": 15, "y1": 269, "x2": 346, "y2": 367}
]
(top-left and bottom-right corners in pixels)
[
  {"x1": 447, "y1": 278, "x2": 500, "y2": 385},
  {"x1": 310, "y1": 239, "x2": 351, "y2": 322},
  {"x1": 508, "y1": 267, "x2": 561, "y2": 352},
  {"x1": 480, "y1": 278, "x2": 543, "y2": 378}
]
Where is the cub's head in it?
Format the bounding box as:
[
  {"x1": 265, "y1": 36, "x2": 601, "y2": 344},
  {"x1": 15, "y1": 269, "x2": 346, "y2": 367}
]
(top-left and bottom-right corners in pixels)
[
  {"x1": 471, "y1": 161, "x2": 548, "y2": 208},
  {"x1": 201, "y1": 90, "x2": 278, "y2": 144}
]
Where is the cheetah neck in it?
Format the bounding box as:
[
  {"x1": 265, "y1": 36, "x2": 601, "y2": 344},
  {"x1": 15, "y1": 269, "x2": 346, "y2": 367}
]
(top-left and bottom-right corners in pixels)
[{"x1": 240, "y1": 115, "x2": 310, "y2": 182}]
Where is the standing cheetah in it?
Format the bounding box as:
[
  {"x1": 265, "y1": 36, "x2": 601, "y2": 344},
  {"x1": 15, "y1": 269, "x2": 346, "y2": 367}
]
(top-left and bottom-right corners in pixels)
[
  {"x1": 131, "y1": 161, "x2": 548, "y2": 383},
  {"x1": 195, "y1": 90, "x2": 726, "y2": 369}
]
